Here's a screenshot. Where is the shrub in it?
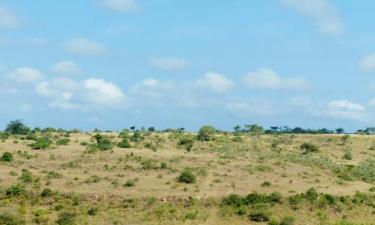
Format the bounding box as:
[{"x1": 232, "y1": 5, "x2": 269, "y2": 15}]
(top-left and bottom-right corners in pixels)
[
  {"x1": 261, "y1": 181, "x2": 271, "y2": 187},
  {"x1": 352, "y1": 160, "x2": 375, "y2": 183},
  {"x1": 118, "y1": 138, "x2": 131, "y2": 148},
  {"x1": 41, "y1": 188, "x2": 53, "y2": 197},
  {"x1": 160, "y1": 162, "x2": 168, "y2": 169},
  {"x1": 91, "y1": 134, "x2": 113, "y2": 151},
  {"x1": 304, "y1": 188, "x2": 318, "y2": 203},
  {"x1": 300, "y1": 143, "x2": 319, "y2": 154},
  {"x1": 222, "y1": 194, "x2": 243, "y2": 207},
  {"x1": 6, "y1": 183, "x2": 26, "y2": 196},
  {"x1": 30, "y1": 137, "x2": 52, "y2": 149},
  {"x1": 55, "y1": 212, "x2": 76, "y2": 225},
  {"x1": 84, "y1": 175, "x2": 101, "y2": 184},
  {"x1": 245, "y1": 193, "x2": 273, "y2": 205},
  {"x1": 5, "y1": 120, "x2": 30, "y2": 135},
  {"x1": 141, "y1": 159, "x2": 157, "y2": 170},
  {"x1": 130, "y1": 131, "x2": 144, "y2": 142},
  {"x1": 19, "y1": 169, "x2": 33, "y2": 183},
  {"x1": 56, "y1": 138, "x2": 70, "y2": 145},
  {"x1": 249, "y1": 209, "x2": 271, "y2": 222},
  {"x1": 177, "y1": 136, "x2": 194, "y2": 151},
  {"x1": 124, "y1": 180, "x2": 135, "y2": 187},
  {"x1": 97, "y1": 139, "x2": 113, "y2": 151},
  {"x1": 280, "y1": 216, "x2": 295, "y2": 225},
  {"x1": 0, "y1": 152, "x2": 13, "y2": 162},
  {"x1": 178, "y1": 170, "x2": 196, "y2": 184},
  {"x1": 87, "y1": 207, "x2": 98, "y2": 216},
  {"x1": 0, "y1": 213, "x2": 25, "y2": 225},
  {"x1": 197, "y1": 125, "x2": 216, "y2": 141},
  {"x1": 342, "y1": 150, "x2": 353, "y2": 160}
]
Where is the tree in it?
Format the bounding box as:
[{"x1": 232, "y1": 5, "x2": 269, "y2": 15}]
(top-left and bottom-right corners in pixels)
[
  {"x1": 336, "y1": 128, "x2": 345, "y2": 134},
  {"x1": 233, "y1": 125, "x2": 241, "y2": 133},
  {"x1": 5, "y1": 120, "x2": 30, "y2": 135},
  {"x1": 245, "y1": 124, "x2": 264, "y2": 134},
  {"x1": 197, "y1": 125, "x2": 216, "y2": 141}
]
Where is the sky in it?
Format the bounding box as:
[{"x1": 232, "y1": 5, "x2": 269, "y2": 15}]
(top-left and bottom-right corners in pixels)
[{"x1": 1, "y1": 0, "x2": 375, "y2": 131}]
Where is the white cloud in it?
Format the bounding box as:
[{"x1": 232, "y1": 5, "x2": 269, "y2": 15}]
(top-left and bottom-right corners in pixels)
[
  {"x1": 97, "y1": 0, "x2": 138, "y2": 12},
  {"x1": 35, "y1": 78, "x2": 77, "y2": 99},
  {"x1": 49, "y1": 101, "x2": 82, "y2": 111},
  {"x1": 280, "y1": 0, "x2": 344, "y2": 35},
  {"x1": 149, "y1": 57, "x2": 188, "y2": 70},
  {"x1": 244, "y1": 68, "x2": 309, "y2": 91},
  {"x1": 292, "y1": 97, "x2": 367, "y2": 121},
  {"x1": 226, "y1": 101, "x2": 274, "y2": 117},
  {"x1": 35, "y1": 77, "x2": 124, "y2": 110},
  {"x1": 8, "y1": 67, "x2": 43, "y2": 83},
  {"x1": 130, "y1": 79, "x2": 176, "y2": 99},
  {"x1": 82, "y1": 78, "x2": 124, "y2": 105},
  {"x1": 323, "y1": 100, "x2": 366, "y2": 121},
  {"x1": 194, "y1": 72, "x2": 234, "y2": 93},
  {"x1": 0, "y1": 5, "x2": 21, "y2": 29},
  {"x1": 359, "y1": 54, "x2": 375, "y2": 72},
  {"x1": 62, "y1": 38, "x2": 106, "y2": 56},
  {"x1": 51, "y1": 61, "x2": 82, "y2": 76}
]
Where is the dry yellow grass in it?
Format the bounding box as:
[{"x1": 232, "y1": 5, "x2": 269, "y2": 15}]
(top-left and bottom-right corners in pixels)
[{"x1": 1, "y1": 132, "x2": 375, "y2": 224}]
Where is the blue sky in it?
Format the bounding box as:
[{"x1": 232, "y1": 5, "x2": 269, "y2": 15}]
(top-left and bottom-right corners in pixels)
[{"x1": 1, "y1": 0, "x2": 375, "y2": 131}]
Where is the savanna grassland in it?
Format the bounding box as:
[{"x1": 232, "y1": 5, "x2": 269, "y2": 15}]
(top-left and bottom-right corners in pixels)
[{"x1": 2, "y1": 124, "x2": 375, "y2": 225}]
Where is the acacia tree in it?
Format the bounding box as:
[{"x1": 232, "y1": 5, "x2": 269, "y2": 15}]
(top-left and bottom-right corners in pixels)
[{"x1": 5, "y1": 120, "x2": 30, "y2": 135}]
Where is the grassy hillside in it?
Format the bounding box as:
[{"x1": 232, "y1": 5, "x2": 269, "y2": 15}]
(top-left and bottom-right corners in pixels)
[{"x1": 1, "y1": 130, "x2": 375, "y2": 224}]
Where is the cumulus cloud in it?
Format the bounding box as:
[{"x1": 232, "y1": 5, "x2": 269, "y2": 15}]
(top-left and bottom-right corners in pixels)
[
  {"x1": 82, "y1": 78, "x2": 124, "y2": 105},
  {"x1": 149, "y1": 57, "x2": 188, "y2": 71},
  {"x1": 359, "y1": 54, "x2": 375, "y2": 72},
  {"x1": 97, "y1": 0, "x2": 138, "y2": 12},
  {"x1": 0, "y1": 5, "x2": 21, "y2": 29},
  {"x1": 8, "y1": 67, "x2": 43, "y2": 83},
  {"x1": 292, "y1": 97, "x2": 367, "y2": 121},
  {"x1": 35, "y1": 76, "x2": 124, "y2": 110},
  {"x1": 280, "y1": 0, "x2": 344, "y2": 35},
  {"x1": 194, "y1": 72, "x2": 234, "y2": 93},
  {"x1": 226, "y1": 101, "x2": 274, "y2": 117},
  {"x1": 62, "y1": 38, "x2": 106, "y2": 56},
  {"x1": 244, "y1": 68, "x2": 309, "y2": 91},
  {"x1": 323, "y1": 100, "x2": 366, "y2": 121},
  {"x1": 130, "y1": 79, "x2": 176, "y2": 99},
  {"x1": 51, "y1": 61, "x2": 82, "y2": 76}
]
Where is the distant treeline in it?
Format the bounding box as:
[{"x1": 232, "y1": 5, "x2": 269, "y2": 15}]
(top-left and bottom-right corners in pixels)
[{"x1": 2, "y1": 119, "x2": 375, "y2": 135}]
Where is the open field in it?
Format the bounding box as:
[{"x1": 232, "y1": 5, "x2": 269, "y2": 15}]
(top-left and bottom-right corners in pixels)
[{"x1": 2, "y1": 129, "x2": 375, "y2": 224}]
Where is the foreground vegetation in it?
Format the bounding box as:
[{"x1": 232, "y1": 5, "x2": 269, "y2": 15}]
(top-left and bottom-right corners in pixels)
[{"x1": 2, "y1": 121, "x2": 375, "y2": 224}]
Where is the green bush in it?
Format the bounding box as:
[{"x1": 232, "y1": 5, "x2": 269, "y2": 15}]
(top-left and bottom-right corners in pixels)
[
  {"x1": 5, "y1": 120, "x2": 30, "y2": 135},
  {"x1": 342, "y1": 149, "x2": 353, "y2": 160},
  {"x1": 118, "y1": 138, "x2": 131, "y2": 148},
  {"x1": 304, "y1": 188, "x2": 318, "y2": 203},
  {"x1": 197, "y1": 125, "x2": 216, "y2": 141},
  {"x1": 124, "y1": 180, "x2": 135, "y2": 187},
  {"x1": 30, "y1": 137, "x2": 53, "y2": 149},
  {"x1": 300, "y1": 143, "x2": 319, "y2": 154},
  {"x1": 55, "y1": 212, "x2": 76, "y2": 225},
  {"x1": 178, "y1": 170, "x2": 196, "y2": 184},
  {"x1": 41, "y1": 188, "x2": 53, "y2": 197},
  {"x1": 19, "y1": 169, "x2": 33, "y2": 183},
  {"x1": 0, "y1": 152, "x2": 13, "y2": 162},
  {"x1": 130, "y1": 131, "x2": 144, "y2": 142},
  {"x1": 177, "y1": 136, "x2": 194, "y2": 151},
  {"x1": 6, "y1": 183, "x2": 26, "y2": 196},
  {"x1": 0, "y1": 213, "x2": 25, "y2": 225},
  {"x1": 279, "y1": 216, "x2": 295, "y2": 225},
  {"x1": 352, "y1": 160, "x2": 375, "y2": 183},
  {"x1": 249, "y1": 209, "x2": 271, "y2": 222},
  {"x1": 56, "y1": 138, "x2": 70, "y2": 145}
]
